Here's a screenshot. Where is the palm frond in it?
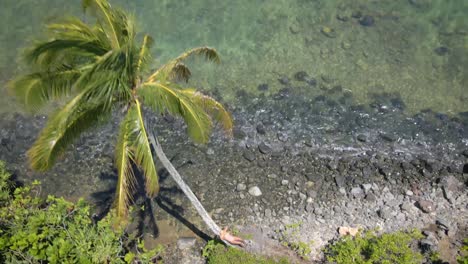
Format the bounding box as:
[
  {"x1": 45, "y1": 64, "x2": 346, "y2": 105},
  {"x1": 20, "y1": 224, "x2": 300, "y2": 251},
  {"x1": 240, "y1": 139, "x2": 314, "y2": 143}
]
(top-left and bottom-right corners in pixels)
[
  {"x1": 8, "y1": 67, "x2": 88, "y2": 111},
  {"x1": 130, "y1": 100, "x2": 159, "y2": 197},
  {"x1": 138, "y1": 82, "x2": 213, "y2": 143},
  {"x1": 82, "y1": 0, "x2": 134, "y2": 49},
  {"x1": 147, "y1": 47, "x2": 220, "y2": 83},
  {"x1": 135, "y1": 34, "x2": 153, "y2": 77},
  {"x1": 25, "y1": 39, "x2": 107, "y2": 68},
  {"x1": 180, "y1": 89, "x2": 233, "y2": 136},
  {"x1": 27, "y1": 96, "x2": 110, "y2": 171},
  {"x1": 114, "y1": 108, "x2": 137, "y2": 218}
]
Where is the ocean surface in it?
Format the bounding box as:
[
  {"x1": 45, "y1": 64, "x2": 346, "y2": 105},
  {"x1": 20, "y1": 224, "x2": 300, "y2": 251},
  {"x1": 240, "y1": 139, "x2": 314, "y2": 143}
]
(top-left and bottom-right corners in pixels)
[{"x1": 0, "y1": 0, "x2": 467, "y2": 115}]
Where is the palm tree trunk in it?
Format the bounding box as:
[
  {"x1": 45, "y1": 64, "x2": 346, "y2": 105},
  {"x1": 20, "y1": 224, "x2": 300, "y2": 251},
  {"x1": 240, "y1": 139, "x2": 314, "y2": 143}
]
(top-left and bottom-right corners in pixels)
[{"x1": 148, "y1": 132, "x2": 233, "y2": 246}]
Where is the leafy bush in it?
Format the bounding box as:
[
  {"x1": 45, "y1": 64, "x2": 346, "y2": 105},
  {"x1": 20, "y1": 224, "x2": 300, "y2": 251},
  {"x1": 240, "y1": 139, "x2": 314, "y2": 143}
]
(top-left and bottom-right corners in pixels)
[
  {"x1": 0, "y1": 161, "x2": 162, "y2": 263},
  {"x1": 202, "y1": 240, "x2": 290, "y2": 264},
  {"x1": 276, "y1": 221, "x2": 312, "y2": 260},
  {"x1": 325, "y1": 229, "x2": 424, "y2": 264}
]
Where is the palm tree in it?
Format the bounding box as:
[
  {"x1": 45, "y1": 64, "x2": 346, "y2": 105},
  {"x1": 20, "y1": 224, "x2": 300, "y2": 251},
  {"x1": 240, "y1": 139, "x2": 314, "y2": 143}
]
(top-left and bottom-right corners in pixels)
[{"x1": 8, "y1": 0, "x2": 241, "y2": 246}]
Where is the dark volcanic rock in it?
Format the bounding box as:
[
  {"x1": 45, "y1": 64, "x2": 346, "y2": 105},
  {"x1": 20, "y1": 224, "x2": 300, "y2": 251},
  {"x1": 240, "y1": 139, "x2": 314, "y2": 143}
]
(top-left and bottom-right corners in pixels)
[
  {"x1": 294, "y1": 71, "x2": 309, "y2": 82},
  {"x1": 359, "y1": 15, "x2": 375, "y2": 27},
  {"x1": 257, "y1": 83, "x2": 269, "y2": 91},
  {"x1": 243, "y1": 151, "x2": 256, "y2": 162},
  {"x1": 258, "y1": 142, "x2": 272, "y2": 154}
]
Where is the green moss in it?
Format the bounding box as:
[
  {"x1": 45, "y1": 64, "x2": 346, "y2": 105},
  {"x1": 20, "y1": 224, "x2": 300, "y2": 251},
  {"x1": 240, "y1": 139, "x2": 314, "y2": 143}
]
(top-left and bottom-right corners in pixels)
[
  {"x1": 0, "y1": 160, "x2": 163, "y2": 263},
  {"x1": 325, "y1": 229, "x2": 424, "y2": 264},
  {"x1": 202, "y1": 240, "x2": 290, "y2": 264},
  {"x1": 458, "y1": 238, "x2": 468, "y2": 264}
]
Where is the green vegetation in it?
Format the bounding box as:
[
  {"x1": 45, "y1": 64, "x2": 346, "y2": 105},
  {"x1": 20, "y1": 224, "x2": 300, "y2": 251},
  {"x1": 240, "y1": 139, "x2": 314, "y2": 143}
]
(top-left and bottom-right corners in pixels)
[
  {"x1": 325, "y1": 229, "x2": 424, "y2": 264},
  {"x1": 458, "y1": 238, "x2": 468, "y2": 264},
  {"x1": 202, "y1": 240, "x2": 290, "y2": 264},
  {"x1": 276, "y1": 222, "x2": 312, "y2": 260},
  {"x1": 0, "y1": 161, "x2": 163, "y2": 263},
  {"x1": 8, "y1": 0, "x2": 232, "y2": 222}
]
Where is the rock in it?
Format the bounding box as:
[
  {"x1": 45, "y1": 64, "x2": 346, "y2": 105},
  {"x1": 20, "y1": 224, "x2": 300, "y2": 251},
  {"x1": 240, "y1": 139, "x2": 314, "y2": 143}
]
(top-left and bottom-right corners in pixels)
[
  {"x1": 278, "y1": 76, "x2": 290, "y2": 85},
  {"x1": 436, "y1": 218, "x2": 450, "y2": 231},
  {"x1": 267, "y1": 174, "x2": 278, "y2": 179},
  {"x1": 365, "y1": 193, "x2": 376, "y2": 202},
  {"x1": 359, "y1": 15, "x2": 375, "y2": 26},
  {"x1": 277, "y1": 132, "x2": 288, "y2": 142},
  {"x1": 378, "y1": 207, "x2": 392, "y2": 220},
  {"x1": 243, "y1": 151, "x2": 256, "y2": 162},
  {"x1": 299, "y1": 193, "x2": 307, "y2": 200},
  {"x1": 357, "y1": 134, "x2": 367, "y2": 142},
  {"x1": 321, "y1": 26, "x2": 337, "y2": 38},
  {"x1": 258, "y1": 142, "x2": 272, "y2": 154},
  {"x1": 335, "y1": 176, "x2": 345, "y2": 188},
  {"x1": 415, "y1": 199, "x2": 435, "y2": 213},
  {"x1": 338, "y1": 226, "x2": 359, "y2": 237},
  {"x1": 307, "y1": 78, "x2": 317, "y2": 86},
  {"x1": 400, "y1": 202, "x2": 416, "y2": 213},
  {"x1": 462, "y1": 149, "x2": 468, "y2": 157},
  {"x1": 306, "y1": 197, "x2": 313, "y2": 203},
  {"x1": 248, "y1": 186, "x2": 262, "y2": 197},
  {"x1": 362, "y1": 183, "x2": 372, "y2": 192},
  {"x1": 434, "y1": 46, "x2": 449, "y2": 56},
  {"x1": 380, "y1": 133, "x2": 397, "y2": 142},
  {"x1": 236, "y1": 183, "x2": 247, "y2": 192},
  {"x1": 256, "y1": 124, "x2": 266, "y2": 135},
  {"x1": 177, "y1": 237, "x2": 197, "y2": 250},
  {"x1": 350, "y1": 187, "x2": 364, "y2": 197},
  {"x1": 281, "y1": 180, "x2": 289, "y2": 186},
  {"x1": 405, "y1": 190, "x2": 414, "y2": 196},
  {"x1": 294, "y1": 71, "x2": 309, "y2": 82},
  {"x1": 351, "y1": 10, "x2": 362, "y2": 19},
  {"x1": 264, "y1": 208, "x2": 272, "y2": 218},
  {"x1": 257, "y1": 83, "x2": 269, "y2": 91},
  {"x1": 339, "y1": 187, "x2": 347, "y2": 195},
  {"x1": 440, "y1": 175, "x2": 462, "y2": 193}
]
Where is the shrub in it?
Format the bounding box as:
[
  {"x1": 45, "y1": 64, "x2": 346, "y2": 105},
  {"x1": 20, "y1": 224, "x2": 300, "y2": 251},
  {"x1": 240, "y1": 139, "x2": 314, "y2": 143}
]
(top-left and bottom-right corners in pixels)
[
  {"x1": 325, "y1": 229, "x2": 424, "y2": 264},
  {"x1": 202, "y1": 240, "x2": 290, "y2": 264},
  {"x1": 0, "y1": 161, "x2": 162, "y2": 263}
]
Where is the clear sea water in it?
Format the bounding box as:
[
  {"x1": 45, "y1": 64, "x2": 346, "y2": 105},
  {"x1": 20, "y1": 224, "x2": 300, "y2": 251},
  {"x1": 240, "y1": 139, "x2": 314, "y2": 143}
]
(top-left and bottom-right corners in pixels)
[{"x1": 0, "y1": 0, "x2": 467, "y2": 115}]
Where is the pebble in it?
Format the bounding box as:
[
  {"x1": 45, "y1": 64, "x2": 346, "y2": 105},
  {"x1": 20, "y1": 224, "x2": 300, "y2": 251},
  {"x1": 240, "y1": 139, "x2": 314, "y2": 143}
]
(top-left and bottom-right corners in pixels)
[
  {"x1": 258, "y1": 142, "x2": 272, "y2": 154},
  {"x1": 248, "y1": 186, "x2": 262, "y2": 197},
  {"x1": 256, "y1": 124, "x2": 266, "y2": 135},
  {"x1": 243, "y1": 151, "x2": 256, "y2": 162},
  {"x1": 281, "y1": 180, "x2": 289, "y2": 186},
  {"x1": 362, "y1": 183, "x2": 372, "y2": 192},
  {"x1": 357, "y1": 134, "x2": 367, "y2": 142},
  {"x1": 321, "y1": 26, "x2": 337, "y2": 38},
  {"x1": 236, "y1": 183, "x2": 247, "y2": 192}
]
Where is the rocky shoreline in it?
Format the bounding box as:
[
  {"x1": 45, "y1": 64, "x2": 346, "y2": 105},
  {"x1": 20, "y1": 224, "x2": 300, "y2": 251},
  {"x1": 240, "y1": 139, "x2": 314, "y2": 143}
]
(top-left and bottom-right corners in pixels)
[{"x1": 0, "y1": 77, "x2": 467, "y2": 262}]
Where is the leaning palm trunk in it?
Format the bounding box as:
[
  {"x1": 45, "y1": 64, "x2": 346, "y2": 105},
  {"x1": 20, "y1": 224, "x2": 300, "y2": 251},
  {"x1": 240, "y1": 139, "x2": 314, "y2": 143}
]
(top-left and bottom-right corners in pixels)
[{"x1": 148, "y1": 132, "x2": 234, "y2": 246}]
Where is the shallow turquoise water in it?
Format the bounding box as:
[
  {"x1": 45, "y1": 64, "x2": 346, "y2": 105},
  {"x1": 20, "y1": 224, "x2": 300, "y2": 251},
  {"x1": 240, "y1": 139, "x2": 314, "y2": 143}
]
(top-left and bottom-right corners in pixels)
[{"x1": 1, "y1": 0, "x2": 467, "y2": 114}]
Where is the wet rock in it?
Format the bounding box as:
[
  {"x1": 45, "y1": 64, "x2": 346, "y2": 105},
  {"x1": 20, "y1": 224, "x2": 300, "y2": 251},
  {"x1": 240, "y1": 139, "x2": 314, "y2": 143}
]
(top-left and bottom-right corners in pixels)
[
  {"x1": 351, "y1": 11, "x2": 362, "y2": 19},
  {"x1": 236, "y1": 183, "x2": 247, "y2": 192},
  {"x1": 294, "y1": 71, "x2": 309, "y2": 82},
  {"x1": 257, "y1": 83, "x2": 269, "y2": 91},
  {"x1": 380, "y1": 133, "x2": 397, "y2": 142},
  {"x1": 248, "y1": 186, "x2": 262, "y2": 197},
  {"x1": 321, "y1": 26, "x2": 337, "y2": 38},
  {"x1": 416, "y1": 199, "x2": 435, "y2": 213},
  {"x1": 258, "y1": 142, "x2": 272, "y2": 154},
  {"x1": 307, "y1": 78, "x2": 317, "y2": 86},
  {"x1": 243, "y1": 151, "x2": 256, "y2": 162},
  {"x1": 359, "y1": 15, "x2": 375, "y2": 27},
  {"x1": 277, "y1": 132, "x2": 288, "y2": 142},
  {"x1": 434, "y1": 46, "x2": 449, "y2": 56},
  {"x1": 278, "y1": 76, "x2": 290, "y2": 85},
  {"x1": 256, "y1": 124, "x2": 266, "y2": 135},
  {"x1": 461, "y1": 149, "x2": 468, "y2": 158},
  {"x1": 357, "y1": 134, "x2": 367, "y2": 142}
]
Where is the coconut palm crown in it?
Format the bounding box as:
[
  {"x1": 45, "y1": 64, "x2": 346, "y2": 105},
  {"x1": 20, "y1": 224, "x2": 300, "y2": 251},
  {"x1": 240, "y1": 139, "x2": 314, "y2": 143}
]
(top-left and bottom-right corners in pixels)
[{"x1": 8, "y1": 0, "x2": 232, "y2": 219}]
